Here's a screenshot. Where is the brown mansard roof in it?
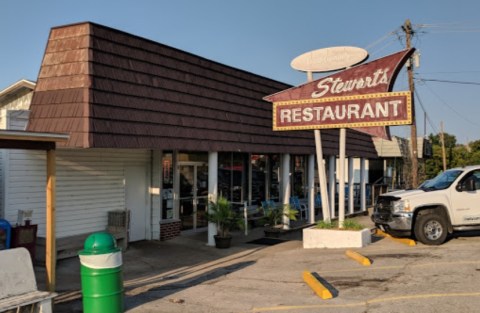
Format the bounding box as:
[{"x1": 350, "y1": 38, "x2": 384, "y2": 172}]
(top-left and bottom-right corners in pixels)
[{"x1": 27, "y1": 22, "x2": 377, "y2": 157}]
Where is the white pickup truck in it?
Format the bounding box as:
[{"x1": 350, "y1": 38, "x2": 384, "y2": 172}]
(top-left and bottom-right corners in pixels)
[{"x1": 371, "y1": 165, "x2": 480, "y2": 245}]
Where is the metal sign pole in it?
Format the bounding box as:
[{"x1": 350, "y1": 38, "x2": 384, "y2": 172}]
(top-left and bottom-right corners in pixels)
[{"x1": 307, "y1": 71, "x2": 331, "y2": 223}]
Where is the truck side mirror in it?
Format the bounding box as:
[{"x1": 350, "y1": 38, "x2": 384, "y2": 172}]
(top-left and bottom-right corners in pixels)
[{"x1": 459, "y1": 177, "x2": 476, "y2": 192}]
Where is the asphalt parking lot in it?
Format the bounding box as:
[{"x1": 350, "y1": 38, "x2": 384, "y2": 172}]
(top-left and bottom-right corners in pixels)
[{"x1": 42, "y1": 217, "x2": 480, "y2": 313}]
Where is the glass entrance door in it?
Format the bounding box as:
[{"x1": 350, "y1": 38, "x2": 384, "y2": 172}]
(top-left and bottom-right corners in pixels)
[{"x1": 179, "y1": 163, "x2": 208, "y2": 231}]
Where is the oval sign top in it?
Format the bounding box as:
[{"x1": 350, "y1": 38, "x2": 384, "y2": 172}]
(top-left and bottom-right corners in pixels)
[{"x1": 291, "y1": 46, "x2": 368, "y2": 73}]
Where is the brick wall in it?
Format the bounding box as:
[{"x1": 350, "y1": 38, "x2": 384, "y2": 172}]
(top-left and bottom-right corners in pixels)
[{"x1": 159, "y1": 219, "x2": 181, "y2": 241}]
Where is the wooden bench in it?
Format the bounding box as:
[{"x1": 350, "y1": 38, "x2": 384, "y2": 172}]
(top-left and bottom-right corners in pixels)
[
  {"x1": 0, "y1": 247, "x2": 57, "y2": 313},
  {"x1": 36, "y1": 211, "x2": 129, "y2": 263},
  {"x1": 36, "y1": 229, "x2": 128, "y2": 263}
]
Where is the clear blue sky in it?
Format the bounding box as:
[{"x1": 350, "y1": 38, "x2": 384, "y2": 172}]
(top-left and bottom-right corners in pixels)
[{"x1": 2, "y1": 0, "x2": 480, "y2": 143}]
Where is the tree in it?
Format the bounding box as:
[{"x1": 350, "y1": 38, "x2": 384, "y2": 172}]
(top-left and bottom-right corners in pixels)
[
  {"x1": 423, "y1": 132, "x2": 480, "y2": 179},
  {"x1": 469, "y1": 140, "x2": 480, "y2": 153},
  {"x1": 425, "y1": 132, "x2": 457, "y2": 179}
]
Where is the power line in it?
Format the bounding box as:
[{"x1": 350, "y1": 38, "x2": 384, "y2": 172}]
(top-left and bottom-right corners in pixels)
[
  {"x1": 364, "y1": 28, "x2": 403, "y2": 56},
  {"x1": 416, "y1": 78, "x2": 480, "y2": 86},
  {"x1": 419, "y1": 80, "x2": 480, "y2": 128},
  {"x1": 419, "y1": 70, "x2": 480, "y2": 74},
  {"x1": 364, "y1": 28, "x2": 399, "y2": 50},
  {"x1": 414, "y1": 89, "x2": 438, "y2": 135},
  {"x1": 415, "y1": 23, "x2": 480, "y2": 33}
]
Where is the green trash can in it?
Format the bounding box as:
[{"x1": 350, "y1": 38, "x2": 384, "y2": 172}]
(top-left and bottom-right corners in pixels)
[{"x1": 79, "y1": 232, "x2": 124, "y2": 313}]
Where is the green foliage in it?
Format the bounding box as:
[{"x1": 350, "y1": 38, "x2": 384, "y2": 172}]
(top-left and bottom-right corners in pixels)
[
  {"x1": 425, "y1": 132, "x2": 480, "y2": 179},
  {"x1": 342, "y1": 219, "x2": 365, "y2": 230},
  {"x1": 316, "y1": 218, "x2": 364, "y2": 230},
  {"x1": 264, "y1": 204, "x2": 297, "y2": 227},
  {"x1": 316, "y1": 220, "x2": 335, "y2": 229},
  {"x1": 207, "y1": 196, "x2": 242, "y2": 237}
]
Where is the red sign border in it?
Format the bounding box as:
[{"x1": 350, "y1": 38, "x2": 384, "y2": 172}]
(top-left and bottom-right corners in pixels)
[{"x1": 273, "y1": 91, "x2": 412, "y2": 131}]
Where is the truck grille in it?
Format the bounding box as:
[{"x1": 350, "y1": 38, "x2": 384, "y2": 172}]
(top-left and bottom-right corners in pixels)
[
  {"x1": 373, "y1": 196, "x2": 399, "y2": 223},
  {"x1": 375, "y1": 196, "x2": 394, "y2": 212}
]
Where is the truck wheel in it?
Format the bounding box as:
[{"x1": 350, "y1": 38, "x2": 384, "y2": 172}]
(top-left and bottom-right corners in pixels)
[{"x1": 414, "y1": 213, "x2": 448, "y2": 245}]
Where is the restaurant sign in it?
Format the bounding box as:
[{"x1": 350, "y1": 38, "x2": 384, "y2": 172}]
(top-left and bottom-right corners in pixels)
[
  {"x1": 273, "y1": 91, "x2": 411, "y2": 131},
  {"x1": 264, "y1": 48, "x2": 415, "y2": 138}
]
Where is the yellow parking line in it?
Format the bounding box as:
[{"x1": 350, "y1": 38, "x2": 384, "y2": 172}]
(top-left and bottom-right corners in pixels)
[
  {"x1": 375, "y1": 229, "x2": 416, "y2": 246},
  {"x1": 252, "y1": 291, "x2": 480, "y2": 312},
  {"x1": 316, "y1": 260, "x2": 480, "y2": 275},
  {"x1": 345, "y1": 250, "x2": 371, "y2": 266},
  {"x1": 302, "y1": 271, "x2": 333, "y2": 300}
]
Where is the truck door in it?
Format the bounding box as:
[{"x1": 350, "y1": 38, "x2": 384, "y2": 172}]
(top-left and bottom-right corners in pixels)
[{"x1": 450, "y1": 170, "x2": 480, "y2": 225}]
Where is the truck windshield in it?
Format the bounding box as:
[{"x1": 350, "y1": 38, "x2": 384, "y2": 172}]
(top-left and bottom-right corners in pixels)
[{"x1": 420, "y1": 169, "x2": 463, "y2": 191}]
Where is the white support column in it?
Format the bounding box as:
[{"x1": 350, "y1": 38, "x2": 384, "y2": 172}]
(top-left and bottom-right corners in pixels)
[
  {"x1": 207, "y1": 152, "x2": 218, "y2": 246},
  {"x1": 248, "y1": 153, "x2": 252, "y2": 205},
  {"x1": 360, "y1": 157, "x2": 367, "y2": 213},
  {"x1": 328, "y1": 155, "x2": 336, "y2": 219},
  {"x1": 281, "y1": 153, "x2": 291, "y2": 229},
  {"x1": 308, "y1": 154, "x2": 315, "y2": 223},
  {"x1": 338, "y1": 128, "x2": 346, "y2": 228},
  {"x1": 173, "y1": 151, "x2": 180, "y2": 220},
  {"x1": 151, "y1": 150, "x2": 162, "y2": 240},
  {"x1": 348, "y1": 156, "x2": 354, "y2": 215}
]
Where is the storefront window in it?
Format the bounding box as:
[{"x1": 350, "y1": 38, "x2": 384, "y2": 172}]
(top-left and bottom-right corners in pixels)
[
  {"x1": 292, "y1": 155, "x2": 307, "y2": 198},
  {"x1": 218, "y1": 152, "x2": 248, "y2": 209},
  {"x1": 251, "y1": 155, "x2": 266, "y2": 206},
  {"x1": 269, "y1": 154, "x2": 280, "y2": 201}
]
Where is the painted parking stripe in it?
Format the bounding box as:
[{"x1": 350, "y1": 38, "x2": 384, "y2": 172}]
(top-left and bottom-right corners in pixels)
[{"x1": 252, "y1": 291, "x2": 480, "y2": 312}]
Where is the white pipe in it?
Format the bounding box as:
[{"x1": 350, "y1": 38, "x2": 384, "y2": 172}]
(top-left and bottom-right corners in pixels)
[
  {"x1": 308, "y1": 154, "x2": 315, "y2": 223},
  {"x1": 348, "y1": 156, "x2": 354, "y2": 215},
  {"x1": 315, "y1": 130, "x2": 330, "y2": 222},
  {"x1": 360, "y1": 158, "x2": 367, "y2": 212},
  {"x1": 328, "y1": 155, "x2": 336, "y2": 219},
  {"x1": 338, "y1": 128, "x2": 346, "y2": 228},
  {"x1": 207, "y1": 152, "x2": 218, "y2": 246},
  {"x1": 281, "y1": 154, "x2": 291, "y2": 229}
]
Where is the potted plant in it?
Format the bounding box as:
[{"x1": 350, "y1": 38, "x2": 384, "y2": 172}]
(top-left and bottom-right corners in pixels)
[
  {"x1": 207, "y1": 196, "x2": 242, "y2": 249},
  {"x1": 263, "y1": 203, "x2": 298, "y2": 238}
]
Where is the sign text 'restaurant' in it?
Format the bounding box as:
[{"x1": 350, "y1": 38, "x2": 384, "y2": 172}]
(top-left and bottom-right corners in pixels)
[{"x1": 273, "y1": 92, "x2": 411, "y2": 131}]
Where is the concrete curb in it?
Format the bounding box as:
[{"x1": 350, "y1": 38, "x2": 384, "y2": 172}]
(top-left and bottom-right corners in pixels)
[
  {"x1": 302, "y1": 271, "x2": 333, "y2": 299},
  {"x1": 376, "y1": 229, "x2": 416, "y2": 246},
  {"x1": 345, "y1": 249, "x2": 371, "y2": 266}
]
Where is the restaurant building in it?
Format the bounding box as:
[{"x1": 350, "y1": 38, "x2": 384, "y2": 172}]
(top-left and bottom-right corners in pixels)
[{"x1": 0, "y1": 22, "x2": 377, "y2": 248}]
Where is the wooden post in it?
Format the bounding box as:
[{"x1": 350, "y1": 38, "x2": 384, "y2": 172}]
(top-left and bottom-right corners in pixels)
[
  {"x1": 46, "y1": 149, "x2": 56, "y2": 292},
  {"x1": 440, "y1": 121, "x2": 447, "y2": 171},
  {"x1": 404, "y1": 19, "x2": 418, "y2": 188}
]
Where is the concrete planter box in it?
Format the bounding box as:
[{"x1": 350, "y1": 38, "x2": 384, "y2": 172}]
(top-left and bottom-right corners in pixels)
[{"x1": 303, "y1": 227, "x2": 371, "y2": 249}]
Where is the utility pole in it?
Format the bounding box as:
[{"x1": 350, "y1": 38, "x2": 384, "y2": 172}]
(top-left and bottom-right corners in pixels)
[
  {"x1": 440, "y1": 121, "x2": 447, "y2": 171},
  {"x1": 403, "y1": 19, "x2": 418, "y2": 188}
]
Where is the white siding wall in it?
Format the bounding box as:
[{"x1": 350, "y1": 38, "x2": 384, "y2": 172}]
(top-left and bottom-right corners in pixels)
[
  {"x1": 4, "y1": 148, "x2": 150, "y2": 238},
  {"x1": 0, "y1": 110, "x2": 30, "y2": 218},
  {"x1": 335, "y1": 158, "x2": 370, "y2": 183}
]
